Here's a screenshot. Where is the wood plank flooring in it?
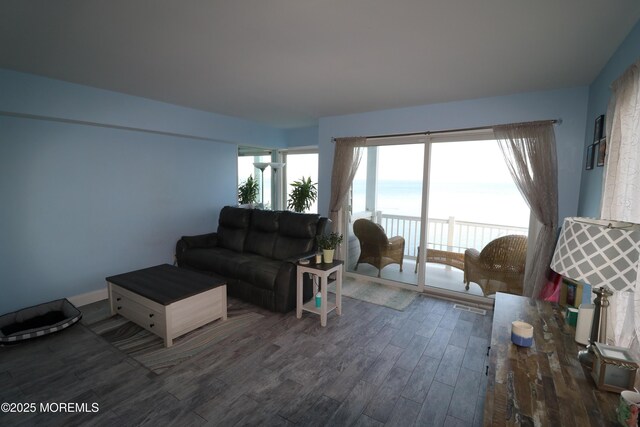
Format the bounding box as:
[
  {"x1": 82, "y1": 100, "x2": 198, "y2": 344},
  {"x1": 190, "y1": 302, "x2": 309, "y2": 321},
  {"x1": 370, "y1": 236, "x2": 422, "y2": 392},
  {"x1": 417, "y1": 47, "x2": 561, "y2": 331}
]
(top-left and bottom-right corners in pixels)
[{"x1": 0, "y1": 293, "x2": 492, "y2": 426}]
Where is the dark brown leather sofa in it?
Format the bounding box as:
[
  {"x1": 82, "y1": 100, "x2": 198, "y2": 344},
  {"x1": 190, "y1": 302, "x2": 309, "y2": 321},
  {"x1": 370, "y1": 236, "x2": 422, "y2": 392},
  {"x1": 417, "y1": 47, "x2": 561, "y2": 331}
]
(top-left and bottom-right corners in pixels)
[{"x1": 176, "y1": 206, "x2": 329, "y2": 312}]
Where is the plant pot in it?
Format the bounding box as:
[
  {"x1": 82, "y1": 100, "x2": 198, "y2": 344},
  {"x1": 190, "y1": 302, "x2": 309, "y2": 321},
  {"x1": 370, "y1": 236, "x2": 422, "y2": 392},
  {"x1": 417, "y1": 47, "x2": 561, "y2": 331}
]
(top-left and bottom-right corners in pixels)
[{"x1": 323, "y1": 249, "x2": 335, "y2": 264}]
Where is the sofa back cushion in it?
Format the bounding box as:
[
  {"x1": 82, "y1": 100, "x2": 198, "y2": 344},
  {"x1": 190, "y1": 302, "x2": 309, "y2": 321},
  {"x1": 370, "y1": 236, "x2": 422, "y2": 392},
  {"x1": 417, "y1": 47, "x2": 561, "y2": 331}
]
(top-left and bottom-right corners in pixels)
[
  {"x1": 273, "y1": 212, "x2": 321, "y2": 260},
  {"x1": 217, "y1": 206, "x2": 252, "y2": 252},
  {"x1": 245, "y1": 210, "x2": 279, "y2": 258}
]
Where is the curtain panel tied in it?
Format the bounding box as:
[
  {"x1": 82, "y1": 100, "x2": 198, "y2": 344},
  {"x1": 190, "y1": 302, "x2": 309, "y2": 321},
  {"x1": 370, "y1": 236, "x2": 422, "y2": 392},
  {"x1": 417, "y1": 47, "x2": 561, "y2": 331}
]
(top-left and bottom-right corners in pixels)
[
  {"x1": 494, "y1": 122, "x2": 559, "y2": 299},
  {"x1": 329, "y1": 137, "x2": 365, "y2": 259}
]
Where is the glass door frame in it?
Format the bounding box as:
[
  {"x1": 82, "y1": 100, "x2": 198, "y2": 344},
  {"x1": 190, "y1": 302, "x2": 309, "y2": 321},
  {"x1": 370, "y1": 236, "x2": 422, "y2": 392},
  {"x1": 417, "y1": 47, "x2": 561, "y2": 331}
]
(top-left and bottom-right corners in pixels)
[
  {"x1": 342, "y1": 129, "x2": 504, "y2": 306},
  {"x1": 343, "y1": 135, "x2": 429, "y2": 291}
]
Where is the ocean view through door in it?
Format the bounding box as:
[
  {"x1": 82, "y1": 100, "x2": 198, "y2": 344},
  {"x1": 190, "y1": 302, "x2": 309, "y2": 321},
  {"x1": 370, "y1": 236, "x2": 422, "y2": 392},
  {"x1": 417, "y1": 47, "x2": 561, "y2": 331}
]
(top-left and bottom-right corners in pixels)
[
  {"x1": 347, "y1": 144, "x2": 425, "y2": 287},
  {"x1": 424, "y1": 140, "x2": 529, "y2": 296},
  {"x1": 344, "y1": 135, "x2": 529, "y2": 300}
]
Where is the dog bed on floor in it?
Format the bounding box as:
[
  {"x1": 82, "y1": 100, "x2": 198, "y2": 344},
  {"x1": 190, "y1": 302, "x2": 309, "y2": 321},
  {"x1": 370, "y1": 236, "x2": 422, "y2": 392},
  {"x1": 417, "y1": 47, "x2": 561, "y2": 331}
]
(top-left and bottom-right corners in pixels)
[{"x1": 0, "y1": 298, "x2": 82, "y2": 344}]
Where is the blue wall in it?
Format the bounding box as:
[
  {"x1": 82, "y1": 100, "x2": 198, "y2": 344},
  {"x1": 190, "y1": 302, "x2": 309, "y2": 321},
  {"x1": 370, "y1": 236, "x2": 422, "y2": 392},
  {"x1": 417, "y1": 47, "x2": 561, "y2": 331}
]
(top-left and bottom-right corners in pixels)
[
  {"x1": 318, "y1": 88, "x2": 589, "y2": 224},
  {"x1": 0, "y1": 69, "x2": 285, "y2": 148},
  {"x1": 284, "y1": 126, "x2": 319, "y2": 148},
  {"x1": 0, "y1": 70, "x2": 284, "y2": 314},
  {"x1": 578, "y1": 21, "x2": 640, "y2": 217}
]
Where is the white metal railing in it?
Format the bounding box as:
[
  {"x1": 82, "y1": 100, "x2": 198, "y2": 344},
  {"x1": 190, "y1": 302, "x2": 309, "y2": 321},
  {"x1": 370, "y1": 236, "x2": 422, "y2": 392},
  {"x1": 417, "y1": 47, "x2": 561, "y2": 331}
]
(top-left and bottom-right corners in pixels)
[{"x1": 361, "y1": 212, "x2": 527, "y2": 258}]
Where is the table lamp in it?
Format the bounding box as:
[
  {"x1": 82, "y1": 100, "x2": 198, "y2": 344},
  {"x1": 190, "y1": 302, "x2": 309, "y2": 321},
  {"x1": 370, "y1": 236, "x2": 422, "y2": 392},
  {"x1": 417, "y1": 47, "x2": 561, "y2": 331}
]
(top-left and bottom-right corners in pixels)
[{"x1": 550, "y1": 217, "x2": 640, "y2": 368}]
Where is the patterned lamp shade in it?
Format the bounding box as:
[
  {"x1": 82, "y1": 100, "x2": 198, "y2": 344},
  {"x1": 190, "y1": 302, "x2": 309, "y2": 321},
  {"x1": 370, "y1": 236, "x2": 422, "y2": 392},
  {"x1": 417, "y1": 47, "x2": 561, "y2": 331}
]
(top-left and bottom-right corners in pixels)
[{"x1": 550, "y1": 217, "x2": 640, "y2": 292}]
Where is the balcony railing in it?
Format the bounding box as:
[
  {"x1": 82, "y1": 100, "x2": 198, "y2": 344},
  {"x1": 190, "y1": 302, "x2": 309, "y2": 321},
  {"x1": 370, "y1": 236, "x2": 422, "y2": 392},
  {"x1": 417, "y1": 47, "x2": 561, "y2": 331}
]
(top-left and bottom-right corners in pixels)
[{"x1": 362, "y1": 212, "x2": 527, "y2": 259}]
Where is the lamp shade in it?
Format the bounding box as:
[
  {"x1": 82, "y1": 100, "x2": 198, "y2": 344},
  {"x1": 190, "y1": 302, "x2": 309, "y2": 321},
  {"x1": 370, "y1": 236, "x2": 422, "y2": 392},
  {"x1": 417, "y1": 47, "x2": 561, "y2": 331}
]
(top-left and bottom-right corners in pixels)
[
  {"x1": 269, "y1": 162, "x2": 285, "y2": 170},
  {"x1": 253, "y1": 162, "x2": 270, "y2": 171},
  {"x1": 550, "y1": 217, "x2": 640, "y2": 292}
]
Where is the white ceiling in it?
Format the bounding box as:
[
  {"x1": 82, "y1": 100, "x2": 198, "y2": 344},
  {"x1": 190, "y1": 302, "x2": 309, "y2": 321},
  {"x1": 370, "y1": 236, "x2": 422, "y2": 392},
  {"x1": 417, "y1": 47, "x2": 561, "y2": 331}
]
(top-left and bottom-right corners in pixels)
[{"x1": 1, "y1": 1, "x2": 639, "y2": 129}]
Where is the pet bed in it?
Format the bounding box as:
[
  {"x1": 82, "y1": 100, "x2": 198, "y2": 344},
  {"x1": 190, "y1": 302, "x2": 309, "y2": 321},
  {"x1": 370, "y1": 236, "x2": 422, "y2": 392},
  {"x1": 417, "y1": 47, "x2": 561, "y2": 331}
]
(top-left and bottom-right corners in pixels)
[{"x1": 0, "y1": 298, "x2": 82, "y2": 344}]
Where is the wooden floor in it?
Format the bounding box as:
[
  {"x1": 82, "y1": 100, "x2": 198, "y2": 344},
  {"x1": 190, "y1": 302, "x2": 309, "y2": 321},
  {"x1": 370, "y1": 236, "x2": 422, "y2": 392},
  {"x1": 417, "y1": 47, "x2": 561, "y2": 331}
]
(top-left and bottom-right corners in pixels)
[{"x1": 1, "y1": 293, "x2": 493, "y2": 426}]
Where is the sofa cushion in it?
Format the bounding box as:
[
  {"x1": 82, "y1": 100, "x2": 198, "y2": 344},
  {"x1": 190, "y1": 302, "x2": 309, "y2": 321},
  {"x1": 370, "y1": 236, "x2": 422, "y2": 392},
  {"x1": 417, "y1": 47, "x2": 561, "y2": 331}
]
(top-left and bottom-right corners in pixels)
[
  {"x1": 251, "y1": 210, "x2": 280, "y2": 233},
  {"x1": 273, "y1": 236, "x2": 315, "y2": 261},
  {"x1": 273, "y1": 212, "x2": 320, "y2": 260},
  {"x1": 279, "y1": 212, "x2": 320, "y2": 238},
  {"x1": 236, "y1": 254, "x2": 283, "y2": 290},
  {"x1": 245, "y1": 210, "x2": 279, "y2": 258},
  {"x1": 217, "y1": 207, "x2": 252, "y2": 252},
  {"x1": 180, "y1": 247, "x2": 250, "y2": 278}
]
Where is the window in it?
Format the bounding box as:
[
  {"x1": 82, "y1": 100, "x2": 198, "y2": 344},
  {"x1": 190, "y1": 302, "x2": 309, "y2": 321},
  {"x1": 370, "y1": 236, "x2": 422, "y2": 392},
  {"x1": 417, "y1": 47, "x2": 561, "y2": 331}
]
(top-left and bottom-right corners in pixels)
[
  {"x1": 281, "y1": 149, "x2": 318, "y2": 213},
  {"x1": 238, "y1": 146, "x2": 318, "y2": 212},
  {"x1": 237, "y1": 147, "x2": 272, "y2": 208}
]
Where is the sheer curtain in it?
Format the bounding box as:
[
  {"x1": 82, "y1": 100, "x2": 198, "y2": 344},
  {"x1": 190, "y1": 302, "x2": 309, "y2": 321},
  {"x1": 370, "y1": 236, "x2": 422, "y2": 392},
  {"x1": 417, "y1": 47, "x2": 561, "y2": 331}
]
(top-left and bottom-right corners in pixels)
[
  {"x1": 328, "y1": 137, "x2": 365, "y2": 259},
  {"x1": 494, "y1": 122, "x2": 559, "y2": 298},
  {"x1": 600, "y1": 59, "x2": 640, "y2": 358}
]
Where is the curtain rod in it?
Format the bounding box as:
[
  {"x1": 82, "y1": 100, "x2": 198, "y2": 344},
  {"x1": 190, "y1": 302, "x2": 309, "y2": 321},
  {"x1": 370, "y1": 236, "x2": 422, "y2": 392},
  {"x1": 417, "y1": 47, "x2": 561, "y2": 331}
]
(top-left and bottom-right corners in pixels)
[{"x1": 331, "y1": 119, "x2": 561, "y2": 142}]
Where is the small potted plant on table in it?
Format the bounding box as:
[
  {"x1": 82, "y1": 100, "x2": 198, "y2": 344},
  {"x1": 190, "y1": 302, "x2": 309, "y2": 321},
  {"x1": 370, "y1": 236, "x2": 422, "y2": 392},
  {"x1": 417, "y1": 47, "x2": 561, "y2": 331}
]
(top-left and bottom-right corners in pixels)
[{"x1": 317, "y1": 232, "x2": 343, "y2": 264}]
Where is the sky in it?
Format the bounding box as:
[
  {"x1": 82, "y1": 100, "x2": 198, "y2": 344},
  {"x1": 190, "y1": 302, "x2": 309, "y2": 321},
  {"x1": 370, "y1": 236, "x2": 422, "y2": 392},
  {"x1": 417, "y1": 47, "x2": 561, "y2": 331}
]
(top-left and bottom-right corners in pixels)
[
  {"x1": 375, "y1": 139, "x2": 516, "y2": 184},
  {"x1": 354, "y1": 139, "x2": 530, "y2": 227}
]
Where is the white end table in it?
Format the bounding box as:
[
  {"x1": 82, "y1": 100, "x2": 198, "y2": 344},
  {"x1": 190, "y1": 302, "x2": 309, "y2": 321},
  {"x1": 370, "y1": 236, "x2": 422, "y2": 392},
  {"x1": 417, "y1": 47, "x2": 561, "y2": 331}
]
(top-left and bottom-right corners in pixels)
[{"x1": 296, "y1": 259, "x2": 343, "y2": 326}]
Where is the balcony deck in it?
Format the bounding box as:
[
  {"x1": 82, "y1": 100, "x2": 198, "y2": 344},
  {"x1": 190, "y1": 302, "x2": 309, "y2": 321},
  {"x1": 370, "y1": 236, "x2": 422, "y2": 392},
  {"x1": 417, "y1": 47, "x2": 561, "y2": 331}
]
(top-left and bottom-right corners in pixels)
[
  {"x1": 348, "y1": 260, "x2": 485, "y2": 296},
  {"x1": 346, "y1": 212, "x2": 527, "y2": 298}
]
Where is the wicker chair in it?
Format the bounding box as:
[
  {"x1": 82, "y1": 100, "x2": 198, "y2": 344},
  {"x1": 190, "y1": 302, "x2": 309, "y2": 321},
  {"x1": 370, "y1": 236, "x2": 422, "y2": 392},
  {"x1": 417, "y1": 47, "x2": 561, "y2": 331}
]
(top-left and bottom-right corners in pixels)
[
  {"x1": 353, "y1": 219, "x2": 405, "y2": 277},
  {"x1": 464, "y1": 235, "x2": 527, "y2": 296}
]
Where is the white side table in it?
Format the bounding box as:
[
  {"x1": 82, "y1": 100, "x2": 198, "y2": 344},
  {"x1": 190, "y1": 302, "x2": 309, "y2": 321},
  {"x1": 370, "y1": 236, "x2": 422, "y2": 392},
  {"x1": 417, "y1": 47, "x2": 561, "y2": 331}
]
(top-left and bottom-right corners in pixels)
[{"x1": 296, "y1": 260, "x2": 343, "y2": 327}]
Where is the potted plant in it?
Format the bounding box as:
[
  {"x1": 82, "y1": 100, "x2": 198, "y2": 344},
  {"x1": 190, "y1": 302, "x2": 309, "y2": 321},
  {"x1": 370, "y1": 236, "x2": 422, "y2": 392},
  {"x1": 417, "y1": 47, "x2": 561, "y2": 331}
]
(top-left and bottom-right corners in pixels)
[
  {"x1": 238, "y1": 175, "x2": 259, "y2": 207},
  {"x1": 316, "y1": 232, "x2": 343, "y2": 263},
  {"x1": 287, "y1": 176, "x2": 318, "y2": 213}
]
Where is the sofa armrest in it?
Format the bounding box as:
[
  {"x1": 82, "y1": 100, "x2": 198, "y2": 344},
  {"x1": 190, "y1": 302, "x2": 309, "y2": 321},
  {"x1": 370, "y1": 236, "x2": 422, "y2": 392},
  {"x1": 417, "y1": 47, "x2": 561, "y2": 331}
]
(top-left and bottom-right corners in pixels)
[
  {"x1": 274, "y1": 257, "x2": 315, "y2": 312},
  {"x1": 283, "y1": 250, "x2": 317, "y2": 264},
  {"x1": 175, "y1": 232, "x2": 218, "y2": 264}
]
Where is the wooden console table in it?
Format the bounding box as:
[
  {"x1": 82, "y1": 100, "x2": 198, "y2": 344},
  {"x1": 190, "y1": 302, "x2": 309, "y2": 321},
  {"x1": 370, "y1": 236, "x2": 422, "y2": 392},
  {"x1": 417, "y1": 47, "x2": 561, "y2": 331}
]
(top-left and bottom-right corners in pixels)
[{"x1": 484, "y1": 293, "x2": 619, "y2": 426}]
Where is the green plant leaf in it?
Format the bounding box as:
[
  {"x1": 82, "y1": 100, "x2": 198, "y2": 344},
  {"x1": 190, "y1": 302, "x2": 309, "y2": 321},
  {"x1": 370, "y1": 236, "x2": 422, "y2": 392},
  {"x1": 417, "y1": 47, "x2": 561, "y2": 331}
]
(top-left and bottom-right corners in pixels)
[
  {"x1": 317, "y1": 232, "x2": 343, "y2": 250},
  {"x1": 287, "y1": 176, "x2": 318, "y2": 213},
  {"x1": 238, "y1": 175, "x2": 259, "y2": 204}
]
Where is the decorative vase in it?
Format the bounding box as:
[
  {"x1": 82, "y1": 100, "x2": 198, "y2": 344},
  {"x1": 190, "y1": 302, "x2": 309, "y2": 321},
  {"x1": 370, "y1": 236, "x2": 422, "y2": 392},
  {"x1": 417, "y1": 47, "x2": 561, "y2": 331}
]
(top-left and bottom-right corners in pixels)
[{"x1": 323, "y1": 249, "x2": 334, "y2": 263}]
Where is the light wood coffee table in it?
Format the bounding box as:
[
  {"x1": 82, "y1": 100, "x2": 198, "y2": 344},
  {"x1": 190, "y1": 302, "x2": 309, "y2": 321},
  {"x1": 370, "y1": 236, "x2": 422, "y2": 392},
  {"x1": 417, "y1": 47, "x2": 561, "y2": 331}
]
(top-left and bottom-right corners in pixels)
[{"x1": 106, "y1": 264, "x2": 226, "y2": 347}]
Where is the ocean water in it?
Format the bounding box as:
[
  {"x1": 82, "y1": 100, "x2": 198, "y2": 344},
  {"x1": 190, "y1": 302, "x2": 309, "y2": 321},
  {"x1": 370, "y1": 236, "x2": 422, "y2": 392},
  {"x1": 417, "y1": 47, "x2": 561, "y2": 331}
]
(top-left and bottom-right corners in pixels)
[{"x1": 353, "y1": 179, "x2": 529, "y2": 228}]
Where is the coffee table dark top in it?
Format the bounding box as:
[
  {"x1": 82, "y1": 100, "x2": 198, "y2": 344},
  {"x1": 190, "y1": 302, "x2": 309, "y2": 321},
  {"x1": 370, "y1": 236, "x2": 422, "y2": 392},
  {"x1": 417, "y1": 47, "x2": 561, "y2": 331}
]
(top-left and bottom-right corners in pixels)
[{"x1": 106, "y1": 264, "x2": 225, "y2": 306}]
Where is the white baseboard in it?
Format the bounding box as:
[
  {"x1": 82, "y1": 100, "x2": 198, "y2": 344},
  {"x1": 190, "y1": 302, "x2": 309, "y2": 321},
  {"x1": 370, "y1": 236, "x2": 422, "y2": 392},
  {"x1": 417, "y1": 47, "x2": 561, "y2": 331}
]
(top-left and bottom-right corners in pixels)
[{"x1": 68, "y1": 287, "x2": 108, "y2": 307}]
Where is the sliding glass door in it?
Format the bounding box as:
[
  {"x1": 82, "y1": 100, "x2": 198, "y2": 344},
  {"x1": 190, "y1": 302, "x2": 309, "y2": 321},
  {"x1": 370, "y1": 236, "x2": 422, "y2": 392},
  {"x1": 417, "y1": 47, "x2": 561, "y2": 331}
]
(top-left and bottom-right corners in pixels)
[
  {"x1": 346, "y1": 143, "x2": 425, "y2": 287},
  {"x1": 425, "y1": 139, "x2": 529, "y2": 296},
  {"x1": 344, "y1": 132, "x2": 529, "y2": 299}
]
